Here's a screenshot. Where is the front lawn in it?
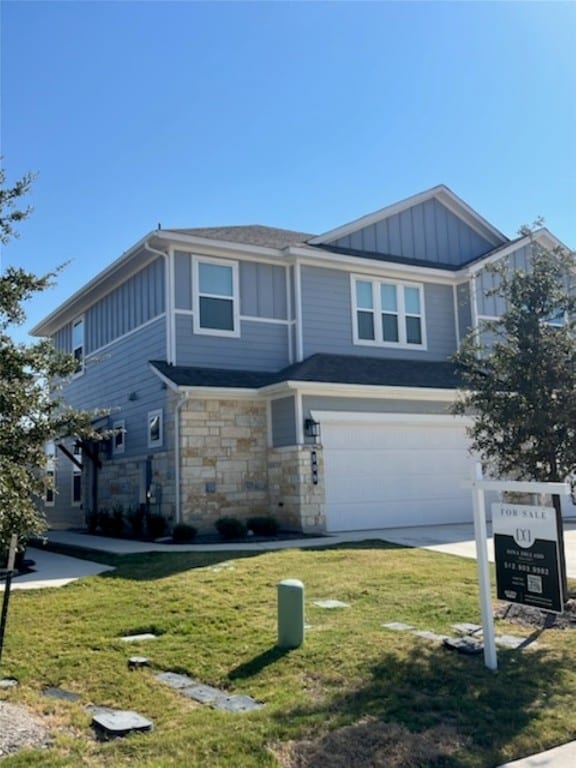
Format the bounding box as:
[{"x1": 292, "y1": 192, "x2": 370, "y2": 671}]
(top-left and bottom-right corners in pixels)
[{"x1": 1, "y1": 542, "x2": 575, "y2": 767}]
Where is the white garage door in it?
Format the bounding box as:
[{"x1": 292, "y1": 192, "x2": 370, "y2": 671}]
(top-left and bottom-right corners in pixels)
[{"x1": 317, "y1": 412, "x2": 476, "y2": 532}]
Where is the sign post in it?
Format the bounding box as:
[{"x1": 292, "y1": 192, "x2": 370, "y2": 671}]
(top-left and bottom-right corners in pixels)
[{"x1": 467, "y1": 468, "x2": 569, "y2": 672}]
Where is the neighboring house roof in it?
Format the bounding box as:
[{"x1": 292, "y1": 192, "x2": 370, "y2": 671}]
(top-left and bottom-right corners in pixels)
[
  {"x1": 165, "y1": 225, "x2": 314, "y2": 249},
  {"x1": 150, "y1": 354, "x2": 463, "y2": 391}
]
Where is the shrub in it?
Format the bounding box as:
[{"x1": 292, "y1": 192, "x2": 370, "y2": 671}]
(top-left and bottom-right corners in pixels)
[
  {"x1": 247, "y1": 515, "x2": 279, "y2": 537},
  {"x1": 111, "y1": 504, "x2": 125, "y2": 537},
  {"x1": 172, "y1": 523, "x2": 198, "y2": 544},
  {"x1": 98, "y1": 509, "x2": 114, "y2": 535},
  {"x1": 146, "y1": 513, "x2": 166, "y2": 540},
  {"x1": 85, "y1": 511, "x2": 98, "y2": 534},
  {"x1": 127, "y1": 506, "x2": 145, "y2": 538},
  {"x1": 215, "y1": 516, "x2": 247, "y2": 540}
]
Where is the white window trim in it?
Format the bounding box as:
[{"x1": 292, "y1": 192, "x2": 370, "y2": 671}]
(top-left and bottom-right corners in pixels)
[
  {"x1": 147, "y1": 409, "x2": 163, "y2": 448},
  {"x1": 351, "y1": 275, "x2": 427, "y2": 350},
  {"x1": 72, "y1": 315, "x2": 85, "y2": 377},
  {"x1": 71, "y1": 446, "x2": 82, "y2": 507},
  {"x1": 113, "y1": 419, "x2": 126, "y2": 455},
  {"x1": 192, "y1": 255, "x2": 240, "y2": 338}
]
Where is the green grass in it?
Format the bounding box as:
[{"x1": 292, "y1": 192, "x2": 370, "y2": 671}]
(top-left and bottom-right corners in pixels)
[{"x1": 1, "y1": 541, "x2": 576, "y2": 767}]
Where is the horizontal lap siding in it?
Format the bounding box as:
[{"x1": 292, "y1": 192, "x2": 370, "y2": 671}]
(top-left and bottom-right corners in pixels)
[
  {"x1": 301, "y1": 265, "x2": 457, "y2": 361},
  {"x1": 63, "y1": 318, "x2": 168, "y2": 457},
  {"x1": 175, "y1": 315, "x2": 290, "y2": 370},
  {"x1": 330, "y1": 199, "x2": 495, "y2": 266}
]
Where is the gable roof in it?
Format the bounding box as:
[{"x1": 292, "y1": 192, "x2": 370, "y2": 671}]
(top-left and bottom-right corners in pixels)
[
  {"x1": 164, "y1": 225, "x2": 314, "y2": 249},
  {"x1": 150, "y1": 354, "x2": 463, "y2": 391},
  {"x1": 308, "y1": 184, "x2": 508, "y2": 249}
]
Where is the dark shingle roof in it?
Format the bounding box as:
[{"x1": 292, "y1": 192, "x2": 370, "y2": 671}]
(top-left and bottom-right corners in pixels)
[
  {"x1": 151, "y1": 354, "x2": 463, "y2": 391},
  {"x1": 165, "y1": 225, "x2": 315, "y2": 249}
]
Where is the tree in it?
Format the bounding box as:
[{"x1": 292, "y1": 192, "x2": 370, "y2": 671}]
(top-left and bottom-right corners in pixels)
[
  {"x1": 453, "y1": 229, "x2": 576, "y2": 594},
  {"x1": 0, "y1": 167, "x2": 100, "y2": 562}
]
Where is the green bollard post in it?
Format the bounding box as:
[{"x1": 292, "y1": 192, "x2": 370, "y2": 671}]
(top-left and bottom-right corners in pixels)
[{"x1": 277, "y1": 579, "x2": 304, "y2": 649}]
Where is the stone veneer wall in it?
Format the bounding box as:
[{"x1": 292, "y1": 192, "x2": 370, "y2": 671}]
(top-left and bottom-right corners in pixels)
[
  {"x1": 180, "y1": 398, "x2": 270, "y2": 530},
  {"x1": 267, "y1": 446, "x2": 326, "y2": 533},
  {"x1": 179, "y1": 397, "x2": 326, "y2": 534}
]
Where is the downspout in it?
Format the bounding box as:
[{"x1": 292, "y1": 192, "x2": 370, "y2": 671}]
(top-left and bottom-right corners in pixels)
[{"x1": 174, "y1": 391, "x2": 189, "y2": 524}]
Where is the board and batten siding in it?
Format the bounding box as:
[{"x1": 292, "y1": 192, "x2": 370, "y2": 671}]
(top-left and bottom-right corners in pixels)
[
  {"x1": 174, "y1": 315, "x2": 290, "y2": 370},
  {"x1": 456, "y1": 283, "x2": 473, "y2": 340},
  {"x1": 173, "y1": 251, "x2": 288, "y2": 318},
  {"x1": 329, "y1": 199, "x2": 495, "y2": 267},
  {"x1": 62, "y1": 317, "x2": 168, "y2": 458},
  {"x1": 51, "y1": 258, "x2": 165, "y2": 355},
  {"x1": 475, "y1": 245, "x2": 531, "y2": 318},
  {"x1": 271, "y1": 396, "x2": 297, "y2": 446},
  {"x1": 300, "y1": 265, "x2": 458, "y2": 361}
]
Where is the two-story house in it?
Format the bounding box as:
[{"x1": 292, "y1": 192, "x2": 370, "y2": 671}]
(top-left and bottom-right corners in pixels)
[{"x1": 32, "y1": 185, "x2": 570, "y2": 534}]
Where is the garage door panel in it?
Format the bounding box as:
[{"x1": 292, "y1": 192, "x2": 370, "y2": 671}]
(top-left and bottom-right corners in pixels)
[{"x1": 321, "y1": 416, "x2": 475, "y2": 531}]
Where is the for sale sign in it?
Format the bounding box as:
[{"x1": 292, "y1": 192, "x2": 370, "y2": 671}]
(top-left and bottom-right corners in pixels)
[{"x1": 492, "y1": 503, "x2": 564, "y2": 614}]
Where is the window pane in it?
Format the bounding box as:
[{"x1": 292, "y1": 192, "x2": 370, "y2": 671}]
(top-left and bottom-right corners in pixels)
[
  {"x1": 380, "y1": 284, "x2": 397, "y2": 313},
  {"x1": 200, "y1": 296, "x2": 234, "y2": 330},
  {"x1": 406, "y1": 316, "x2": 422, "y2": 344},
  {"x1": 149, "y1": 415, "x2": 160, "y2": 443},
  {"x1": 356, "y1": 281, "x2": 373, "y2": 309},
  {"x1": 405, "y1": 287, "x2": 421, "y2": 315},
  {"x1": 73, "y1": 474, "x2": 82, "y2": 503},
  {"x1": 199, "y1": 263, "x2": 233, "y2": 296},
  {"x1": 357, "y1": 310, "x2": 375, "y2": 340},
  {"x1": 73, "y1": 319, "x2": 84, "y2": 349},
  {"x1": 382, "y1": 313, "x2": 399, "y2": 342}
]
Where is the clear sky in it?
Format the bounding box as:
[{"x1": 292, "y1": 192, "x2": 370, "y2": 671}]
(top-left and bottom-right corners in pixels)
[{"x1": 1, "y1": 0, "x2": 575, "y2": 341}]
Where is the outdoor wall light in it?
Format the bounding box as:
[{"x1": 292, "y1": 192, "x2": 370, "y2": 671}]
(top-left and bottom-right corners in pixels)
[{"x1": 304, "y1": 418, "x2": 320, "y2": 439}]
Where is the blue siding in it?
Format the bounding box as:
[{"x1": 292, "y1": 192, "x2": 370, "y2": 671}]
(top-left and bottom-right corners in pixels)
[
  {"x1": 175, "y1": 315, "x2": 290, "y2": 370},
  {"x1": 456, "y1": 283, "x2": 472, "y2": 340},
  {"x1": 301, "y1": 265, "x2": 457, "y2": 361},
  {"x1": 271, "y1": 396, "x2": 296, "y2": 446},
  {"x1": 53, "y1": 324, "x2": 72, "y2": 353},
  {"x1": 63, "y1": 318, "x2": 168, "y2": 457},
  {"x1": 303, "y1": 395, "x2": 452, "y2": 418},
  {"x1": 476, "y1": 245, "x2": 531, "y2": 317},
  {"x1": 330, "y1": 199, "x2": 495, "y2": 267},
  {"x1": 85, "y1": 258, "x2": 165, "y2": 353},
  {"x1": 173, "y1": 251, "x2": 287, "y2": 319}
]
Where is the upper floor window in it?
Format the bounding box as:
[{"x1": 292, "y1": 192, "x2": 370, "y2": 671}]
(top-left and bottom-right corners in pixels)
[
  {"x1": 193, "y1": 257, "x2": 239, "y2": 336},
  {"x1": 72, "y1": 317, "x2": 84, "y2": 374},
  {"x1": 352, "y1": 277, "x2": 426, "y2": 348},
  {"x1": 113, "y1": 420, "x2": 126, "y2": 455}
]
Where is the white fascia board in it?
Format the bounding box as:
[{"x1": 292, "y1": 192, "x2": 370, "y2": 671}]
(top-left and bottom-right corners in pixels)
[
  {"x1": 259, "y1": 379, "x2": 459, "y2": 402},
  {"x1": 308, "y1": 185, "x2": 506, "y2": 248},
  {"x1": 311, "y1": 410, "x2": 473, "y2": 427},
  {"x1": 155, "y1": 231, "x2": 286, "y2": 264},
  {"x1": 31, "y1": 231, "x2": 160, "y2": 337},
  {"x1": 285, "y1": 245, "x2": 458, "y2": 285},
  {"x1": 462, "y1": 229, "x2": 570, "y2": 278},
  {"x1": 148, "y1": 363, "x2": 180, "y2": 392}
]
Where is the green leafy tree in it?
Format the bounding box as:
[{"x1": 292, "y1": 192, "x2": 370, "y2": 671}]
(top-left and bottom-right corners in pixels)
[
  {"x1": 0, "y1": 167, "x2": 100, "y2": 561},
  {"x1": 453, "y1": 229, "x2": 576, "y2": 593}
]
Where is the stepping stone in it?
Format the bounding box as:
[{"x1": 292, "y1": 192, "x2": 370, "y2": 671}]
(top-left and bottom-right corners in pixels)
[
  {"x1": 382, "y1": 622, "x2": 415, "y2": 631},
  {"x1": 413, "y1": 630, "x2": 449, "y2": 642},
  {"x1": 443, "y1": 636, "x2": 484, "y2": 655},
  {"x1": 0, "y1": 678, "x2": 18, "y2": 689},
  {"x1": 313, "y1": 599, "x2": 350, "y2": 609},
  {"x1": 86, "y1": 705, "x2": 118, "y2": 715},
  {"x1": 92, "y1": 710, "x2": 153, "y2": 739},
  {"x1": 43, "y1": 686, "x2": 81, "y2": 702},
  {"x1": 211, "y1": 694, "x2": 264, "y2": 713},
  {"x1": 451, "y1": 623, "x2": 482, "y2": 635},
  {"x1": 181, "y1": 684, "x2": 224, "y2": 704},
  {"x1": 155, "y1": 671, "x2": 196, "y2": 689},
  {"x1": 120, "y1": 633, "x2": 157, "y2": 642},
  {"x1": 128, "y1": 656, "x2": 150, "y2": 670},
  {"x1": 495, "y1": 634, "x2": 526, "y2": 649}
]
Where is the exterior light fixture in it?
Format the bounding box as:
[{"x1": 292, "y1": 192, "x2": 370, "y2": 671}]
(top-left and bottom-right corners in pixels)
[{"x1": 304, "y1": 418, "x2": 320, "y2": 440}]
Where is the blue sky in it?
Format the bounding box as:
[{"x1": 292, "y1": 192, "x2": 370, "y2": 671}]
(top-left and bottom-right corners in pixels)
[{"x1": 2, "y1": 0, "x2": 575, "y2": 341}]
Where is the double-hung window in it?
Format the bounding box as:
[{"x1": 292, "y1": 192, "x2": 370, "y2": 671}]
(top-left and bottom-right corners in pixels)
[
  {"x1": 72, "y1": 443, "x2": 82, "y2": 506},
  {"x1": 147, "y1": 409, "x2": 163, "y2": 448},
  {"x1": 193, "y1": 257, "x2": 239, "y2": 336},
  {"x1": 352, "y1": 277, "x2": 425, "y2": 348},
  {"x1": 72, "y1": 317, "x2": 84, "y2": 375}
]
